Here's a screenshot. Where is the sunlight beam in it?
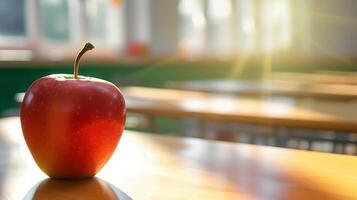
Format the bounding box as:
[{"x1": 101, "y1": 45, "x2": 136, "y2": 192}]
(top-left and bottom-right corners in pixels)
[{"x1": 227, "y1": 51, "x2": 251, "y2": 79}]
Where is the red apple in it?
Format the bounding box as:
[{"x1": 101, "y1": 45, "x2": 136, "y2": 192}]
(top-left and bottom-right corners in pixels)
[{"x1": 20, "y1": 43, "x2": 126, "y2": 178}]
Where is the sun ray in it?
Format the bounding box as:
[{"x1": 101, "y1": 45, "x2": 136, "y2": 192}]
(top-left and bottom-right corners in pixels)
[
  {"x1": 227, "y1": 50, "x2": 252, "y2": 79},
  {"x1": 132, "y1": 54, "x2": 181, "y2": 78},
  {"x1": 262, "y1": 52, "x2": 272, "y2": 81}
]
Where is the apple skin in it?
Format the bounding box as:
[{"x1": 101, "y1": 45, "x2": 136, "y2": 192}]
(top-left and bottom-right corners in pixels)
[{"x1": 20, "y1": 74, "x2": 126, "y2": 179}]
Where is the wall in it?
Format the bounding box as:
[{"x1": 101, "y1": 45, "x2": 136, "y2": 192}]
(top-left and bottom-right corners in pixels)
[{"x1": 309, "y1": 0, "x2": 357, "y2": 55}]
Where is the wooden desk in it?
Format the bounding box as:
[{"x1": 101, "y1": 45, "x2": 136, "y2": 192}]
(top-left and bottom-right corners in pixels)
[
  {"x1": 270, "y1": 72, "x2": 357, "y2": 85},
  {"x1": 168, "y1": 79, "x2": 357, "y2": 100},
  {"x1": 123, "y1": 87, "x2": 357, "y2": 132},
  {"x1": 1, "y1": 117, "x2": 357, "y2": 199}
]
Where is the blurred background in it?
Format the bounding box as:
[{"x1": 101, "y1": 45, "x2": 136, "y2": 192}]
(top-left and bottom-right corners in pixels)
[{"x1": 2, "y1": 0, "x2": 357, "y2": 154}]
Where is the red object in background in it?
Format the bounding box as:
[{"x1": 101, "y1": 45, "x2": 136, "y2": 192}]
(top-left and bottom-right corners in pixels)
[
  {"x1": 127, "y1": 42, "x2": 148, "y2": 57},
  {"x1": 111, "y1": 0, "x2": 122, "y2": 6},
  {"x1": 20, "y1": 74, "x2": 126, "y2": 178}
]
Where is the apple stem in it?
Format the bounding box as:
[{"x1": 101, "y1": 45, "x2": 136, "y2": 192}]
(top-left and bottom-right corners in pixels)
[{"x1": 74, "y1": 42, "x2": 95, "y2": 79}]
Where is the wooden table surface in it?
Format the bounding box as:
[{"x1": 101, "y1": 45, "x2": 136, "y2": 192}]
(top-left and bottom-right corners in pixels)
[
  {"x1": 1, "y1": 117, "x2": 357, "y2": 200},
  {"x1": 123, "y1": 87, "x2": 357, "y2": 132},
  {"x1": 270, "y1": 72, "x2": 357, "y2": 85},
  {"x1": 168, "y1": 79, "x2": 357, "y2": 100}
]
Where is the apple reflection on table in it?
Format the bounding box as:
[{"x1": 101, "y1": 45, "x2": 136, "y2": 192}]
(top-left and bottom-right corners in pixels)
[{"x1": 24, "y1": 177, "x2": 132, "y2": 200}]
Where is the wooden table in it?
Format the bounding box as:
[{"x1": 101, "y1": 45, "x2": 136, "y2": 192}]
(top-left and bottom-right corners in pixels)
[
  {"x1": 168, "y1": 79, "x2": 357, "y2": 100},
  {"x1": 123, "y1": 87, "x2": 357, "y2": 133},
  {"x1": 1, "y1": 117, "x2": 357, "y2": 199},
  {"x1": 270, "y1": 72, "x2": 357, "y2": 85}
]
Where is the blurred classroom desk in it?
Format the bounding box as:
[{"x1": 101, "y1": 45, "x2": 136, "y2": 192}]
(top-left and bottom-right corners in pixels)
[
  {"x1": 270, "y1": 72, "x2": 357, "y2": 85},
  {"x1": 1, "y1": 117, "x2": 357, "y2": 200},
  {"x1": 123, "y1": 87, "x2": 357, "y2": 133},
  {"x1": 168, "y1": 79, "x2": 357, "y2": 100}
]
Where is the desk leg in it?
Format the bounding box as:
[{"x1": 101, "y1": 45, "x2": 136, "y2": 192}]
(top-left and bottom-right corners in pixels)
[
  {"x1": 274, "y1": 127, "x2": 288, "y2": 148},
  {"x1": 307, "y1": 140, "x2": 313, "y2": 151},
  {"x1": 333, "y1": 133, "x2": 348, "y2": 154},
  {"x1": 148, "y1": 115, "x2": 158, "y2": 133},
  {"x1": 332, "y1": 143, "x2": 340, "y2": 153},
  {"x1": 249, "y1": 132, "x2": 258, "y2": 144},
  {"x1": 198, "y1": 120, "x2": 206, "y2": 139}
]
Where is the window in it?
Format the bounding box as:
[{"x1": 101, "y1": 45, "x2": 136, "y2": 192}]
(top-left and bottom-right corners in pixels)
[
  {"x1": 0, "y1": 0, "x2": 26, "y2": 44},
  {"x1": 179, "y1": 0, "x2": 206, "y2": 57},
  {"x1": 235, "y1": 0, "x2": 255, "y2": 51},
  {"x1": 260, "y1": 0, "x2": 291, "y2": 52},
  {"x1": 39, "y1": 0, "x2": 70, "y2": 42},
  {"x1": 0, "y1": 0, "x2": 125, "y2": 60},
  {"x1": 0, "y1": 0, "x2": 294, "y2": 61},
  {"x1": 206, "y1": 0, "x2": 233, "y2": 56},
  {"x1": 85, "y1": 0, "x2": 124, "y2": 47},
  {"x1": 179, "y1": 0, "x2": 293, "y2": 56}
]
